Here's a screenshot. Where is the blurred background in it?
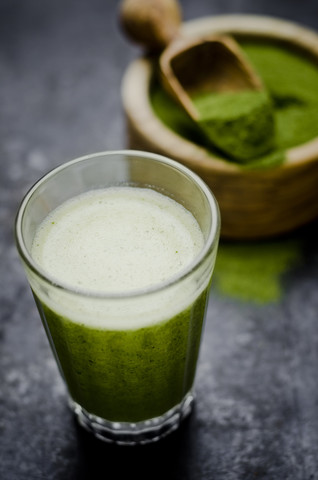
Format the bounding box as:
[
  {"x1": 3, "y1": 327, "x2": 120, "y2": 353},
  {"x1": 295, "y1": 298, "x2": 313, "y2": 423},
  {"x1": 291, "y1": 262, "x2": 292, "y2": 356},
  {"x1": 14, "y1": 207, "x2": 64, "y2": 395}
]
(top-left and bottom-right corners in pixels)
[
  {"x1": 1, "y1": 1, "x2": 318, "y2": 479},
  {"x1": 1, "y1": 0, "x2": 318, "y2": 176}
]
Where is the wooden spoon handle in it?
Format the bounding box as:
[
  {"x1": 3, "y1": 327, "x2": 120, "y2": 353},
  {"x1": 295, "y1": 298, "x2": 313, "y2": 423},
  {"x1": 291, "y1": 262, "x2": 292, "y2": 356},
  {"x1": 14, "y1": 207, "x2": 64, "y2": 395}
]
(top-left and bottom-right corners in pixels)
[{"x1": 119, "y1": 0, "x2": 182, "y2": 52}]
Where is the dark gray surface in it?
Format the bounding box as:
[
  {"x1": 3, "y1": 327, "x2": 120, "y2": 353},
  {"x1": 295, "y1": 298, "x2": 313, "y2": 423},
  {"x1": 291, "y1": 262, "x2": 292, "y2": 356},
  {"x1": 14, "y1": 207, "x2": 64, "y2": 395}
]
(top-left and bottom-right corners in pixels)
[{"x1": 1, "y1": 0, "x2": 318, "y2": 478}]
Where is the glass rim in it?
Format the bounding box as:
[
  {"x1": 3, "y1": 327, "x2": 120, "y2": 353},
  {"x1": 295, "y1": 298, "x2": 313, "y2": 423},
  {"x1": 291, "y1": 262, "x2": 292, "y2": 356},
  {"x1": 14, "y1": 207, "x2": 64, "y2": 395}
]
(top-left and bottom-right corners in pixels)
[{"x1": 15, "y1": 149, "x2": 220, "y2": 300}]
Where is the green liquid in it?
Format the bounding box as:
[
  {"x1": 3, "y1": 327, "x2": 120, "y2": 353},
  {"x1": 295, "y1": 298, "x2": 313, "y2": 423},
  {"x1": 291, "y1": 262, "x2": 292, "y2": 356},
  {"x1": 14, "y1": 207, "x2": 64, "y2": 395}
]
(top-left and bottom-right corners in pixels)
[
  {"x1": 36, "y1": 289, "x2": 207, "y2": 422},
  {"x1": 30, "y1": 187, "x2": 211, "y2": 423}
]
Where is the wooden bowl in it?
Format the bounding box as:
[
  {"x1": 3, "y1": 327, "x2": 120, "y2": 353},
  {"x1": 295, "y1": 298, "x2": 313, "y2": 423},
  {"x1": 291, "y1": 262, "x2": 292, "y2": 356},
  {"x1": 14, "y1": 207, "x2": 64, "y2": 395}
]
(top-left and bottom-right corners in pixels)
[{"x1": 121, "y1": 15, "x2": 318, "y2": 239}]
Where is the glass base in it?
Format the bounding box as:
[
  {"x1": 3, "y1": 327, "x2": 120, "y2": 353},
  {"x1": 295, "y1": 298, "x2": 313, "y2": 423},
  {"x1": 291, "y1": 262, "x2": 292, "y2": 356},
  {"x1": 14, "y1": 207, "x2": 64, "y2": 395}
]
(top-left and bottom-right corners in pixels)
[{"x1": 70, "y1": 391, "x2": 194, "y2": 445}]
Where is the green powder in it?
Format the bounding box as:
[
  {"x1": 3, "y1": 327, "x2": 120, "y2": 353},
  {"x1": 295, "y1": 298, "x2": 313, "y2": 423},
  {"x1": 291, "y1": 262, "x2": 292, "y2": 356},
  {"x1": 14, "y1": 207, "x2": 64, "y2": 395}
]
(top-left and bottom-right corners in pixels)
[
  {"x1": 192, "y1": 90, "x2": 275, "y2": 162},
  {"x1": 150, "y1": 40, "x2": 312, "y2": 302},
  {"x1": 213, "y1": 240, "x2": 301, "y2": 304},
  {"x1": 241, "y1": 41, "x2": 318, "y2": 150},
  {"x1": 151, "y1": 39, "x2": 318, "y2": 168},
  {"x1": 151, "y1": 82, "x2": 207, "y2": 145}
]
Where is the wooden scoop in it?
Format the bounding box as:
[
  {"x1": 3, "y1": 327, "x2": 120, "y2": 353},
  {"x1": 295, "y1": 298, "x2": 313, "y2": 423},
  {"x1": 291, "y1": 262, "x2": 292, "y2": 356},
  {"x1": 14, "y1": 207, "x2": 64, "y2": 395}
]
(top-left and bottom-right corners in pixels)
[
  {"x1": 120, "y1": 0, "x2": 265, "y2": 121},
  {"x1": 120, "y1": 0, "x2": 274, "y2": 163}
]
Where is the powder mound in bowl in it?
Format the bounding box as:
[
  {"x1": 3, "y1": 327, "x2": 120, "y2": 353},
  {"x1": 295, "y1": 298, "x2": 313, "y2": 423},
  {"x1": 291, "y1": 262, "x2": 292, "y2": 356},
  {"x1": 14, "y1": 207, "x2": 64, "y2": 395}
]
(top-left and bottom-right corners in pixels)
[{"x1": 192, "y1": 90, "x2": 275, "y2": 162}]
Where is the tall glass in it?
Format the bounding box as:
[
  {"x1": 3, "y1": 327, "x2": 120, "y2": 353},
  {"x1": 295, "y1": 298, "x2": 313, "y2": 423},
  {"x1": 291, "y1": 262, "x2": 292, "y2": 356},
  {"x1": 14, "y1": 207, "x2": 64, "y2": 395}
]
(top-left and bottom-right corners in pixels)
[{"x1": 15, "y1": 150, "x2": 220, "y2": 445}]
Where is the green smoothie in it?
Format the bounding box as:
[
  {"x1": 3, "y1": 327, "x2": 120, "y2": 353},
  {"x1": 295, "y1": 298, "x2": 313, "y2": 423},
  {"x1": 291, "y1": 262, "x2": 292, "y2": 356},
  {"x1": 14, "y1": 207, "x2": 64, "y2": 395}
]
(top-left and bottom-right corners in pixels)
[
  {"x1": 31, "y1": 186, "x2": 210, "y2": 423},
  {"x1": 35, "y1": 289, "x2": 207, "y2": 422}
]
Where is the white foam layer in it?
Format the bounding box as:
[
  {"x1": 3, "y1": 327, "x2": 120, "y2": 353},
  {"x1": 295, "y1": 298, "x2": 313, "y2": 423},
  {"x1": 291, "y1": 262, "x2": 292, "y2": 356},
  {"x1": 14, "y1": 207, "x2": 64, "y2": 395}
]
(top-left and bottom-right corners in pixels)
[
  {"x1": 32, "y1": 187, "x2": 204, "y2": 293},
  {"x1": 31, "y1": 187, "x2": 207, "y2": 329}
]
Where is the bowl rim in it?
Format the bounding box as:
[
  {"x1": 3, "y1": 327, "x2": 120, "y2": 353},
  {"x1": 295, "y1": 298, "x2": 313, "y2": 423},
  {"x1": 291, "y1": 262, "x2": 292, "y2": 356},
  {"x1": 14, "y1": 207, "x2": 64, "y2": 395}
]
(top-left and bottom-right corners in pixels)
[{"x1": 122, "y1": 14, "x2": 318, "y2": 174}]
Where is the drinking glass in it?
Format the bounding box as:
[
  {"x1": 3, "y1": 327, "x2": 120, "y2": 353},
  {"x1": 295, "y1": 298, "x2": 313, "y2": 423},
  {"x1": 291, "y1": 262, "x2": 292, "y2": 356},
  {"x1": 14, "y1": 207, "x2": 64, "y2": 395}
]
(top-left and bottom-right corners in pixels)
[{"x1": 15, "y1": 150, "x2": 220, "y2": 445}]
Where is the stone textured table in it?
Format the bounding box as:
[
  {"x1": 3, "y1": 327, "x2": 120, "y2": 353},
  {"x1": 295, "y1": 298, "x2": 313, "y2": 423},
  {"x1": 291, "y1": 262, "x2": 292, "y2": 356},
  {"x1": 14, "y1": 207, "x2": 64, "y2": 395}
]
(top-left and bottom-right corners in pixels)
[{"x1": 1, "y1": 0, "x2": 318, "y2": 479}]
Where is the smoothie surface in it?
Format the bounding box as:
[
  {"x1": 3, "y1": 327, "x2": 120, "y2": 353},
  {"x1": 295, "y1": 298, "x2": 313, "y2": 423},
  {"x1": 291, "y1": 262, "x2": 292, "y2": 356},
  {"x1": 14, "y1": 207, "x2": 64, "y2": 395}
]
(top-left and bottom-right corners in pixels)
[{"x1": 32, "y1": 186, "x2": 204, "y2": 294}]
